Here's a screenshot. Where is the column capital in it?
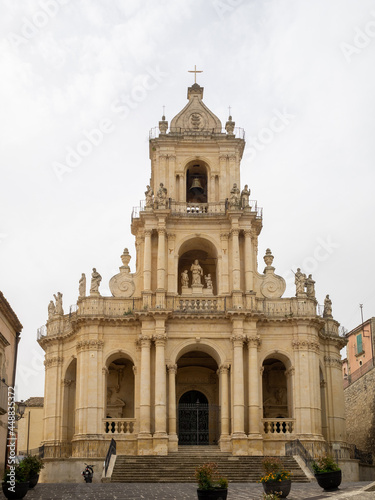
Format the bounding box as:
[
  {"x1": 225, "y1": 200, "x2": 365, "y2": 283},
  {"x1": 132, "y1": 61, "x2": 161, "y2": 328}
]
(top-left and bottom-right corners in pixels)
[
  {"x1": 218, "y1": 363, "x2": 230, "y2": 374},
  {"x1": 244, "y1": 229, "x2": 252, "y2": 237},
  {"x1": 285, "y1": 367, "x2": 295, "y2": 378},
  {"x1": 144, "y1": 229, "x2": 152, "y2": 237},
  {"x1": 220, "y1": 233, "x2": 229, "y2": 241},
  {"x1": 231, "y1": 334, "x2": 245, "y2": 346},
  {"x1": 138, "y1": 334, "x2": 151, "y2": 347},
  {"x1": 167, "y1": 363, "x2": 177, "y2": 374},
  {"x1": 153, "y1": 334, "x2": 167, "y2": 346},
  {"x1": 230, "y1": 228, "x2": 240, "y2": 237},
  {"x1": 247, "y1": 336, "x2": 261, "y2": 348},
  {"x1": 157, "y1": 227, "x2": 166, "y2": 235}
]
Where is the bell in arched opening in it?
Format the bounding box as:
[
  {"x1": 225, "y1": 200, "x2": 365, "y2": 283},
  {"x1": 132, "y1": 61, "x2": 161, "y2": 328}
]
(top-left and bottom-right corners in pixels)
[{"x1": 189, "y1": 177, "x2": 204, "y2": 194}]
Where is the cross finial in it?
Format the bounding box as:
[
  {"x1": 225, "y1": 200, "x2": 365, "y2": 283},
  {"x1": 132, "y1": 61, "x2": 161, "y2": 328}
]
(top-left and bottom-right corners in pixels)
[
  {"x1": 188, "y1": 65, "x2": 203, "y2": 84},
  {"x1": 162, "y1": 105, "x2": 165, "y2": 117},
  {"x1": 228, "y1": 105, "x2": 232, "y2": 117}
]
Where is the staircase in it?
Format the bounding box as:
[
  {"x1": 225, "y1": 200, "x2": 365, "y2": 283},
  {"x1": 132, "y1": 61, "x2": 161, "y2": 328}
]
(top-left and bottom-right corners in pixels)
[{"x1": 110, "y1": 446, "x2": 310, "y2": 483}]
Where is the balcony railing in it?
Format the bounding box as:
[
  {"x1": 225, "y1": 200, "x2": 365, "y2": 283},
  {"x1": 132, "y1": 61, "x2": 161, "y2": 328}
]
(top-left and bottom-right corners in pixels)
[
  {"x1": 263, "y1": 419, "x2": 295, "y2": 434},
  {"x1": 104, "y1": 418, "x2": 136, "y2": 434},
  {"x1": 149, "y1": 126, "x2": 245, "y2": 140}
]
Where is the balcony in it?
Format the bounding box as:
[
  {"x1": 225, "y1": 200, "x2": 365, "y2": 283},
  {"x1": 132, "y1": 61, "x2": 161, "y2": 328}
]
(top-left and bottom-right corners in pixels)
[
  {"x1": 262, "y1": 419, "x2": 295, "y2": 435},
  {"x1": 104, "y1": 418, "x2": 136, "y2": 435}
]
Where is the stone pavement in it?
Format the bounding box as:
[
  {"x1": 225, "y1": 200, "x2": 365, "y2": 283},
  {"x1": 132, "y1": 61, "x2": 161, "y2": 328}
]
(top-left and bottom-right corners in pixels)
[{"x1": 1, "y1": 481, "x2": 374, "y2": 500}]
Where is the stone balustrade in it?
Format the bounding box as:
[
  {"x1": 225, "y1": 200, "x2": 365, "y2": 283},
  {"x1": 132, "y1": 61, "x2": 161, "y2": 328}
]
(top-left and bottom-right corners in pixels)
[
  {"x1": 104, "y1": 418, "x2": 136, "y2": 434},
  {"x1": 262, "y1": 419, "x2": 295, "y2": 434}
]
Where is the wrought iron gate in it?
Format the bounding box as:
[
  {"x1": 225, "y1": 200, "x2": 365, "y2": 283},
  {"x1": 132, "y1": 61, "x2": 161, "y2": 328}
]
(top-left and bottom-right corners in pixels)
[{"x1": 178, "y1": 402, "x2": 209, "y2": 445}]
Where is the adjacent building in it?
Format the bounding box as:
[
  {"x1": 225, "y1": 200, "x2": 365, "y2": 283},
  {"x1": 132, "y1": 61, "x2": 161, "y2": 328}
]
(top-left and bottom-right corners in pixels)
[
  {"x1": 17, "y1": 397, "x2": 44, "y2": 455},
  {"x1": 38, "y1": 82, "x2": 348, "y2": 480},
  {"x1": 343, "y1": 317, "x2": 375, "y2": 457},
  {"x1": 0, "y1": 291, "x2": 22, "y2": 472}
]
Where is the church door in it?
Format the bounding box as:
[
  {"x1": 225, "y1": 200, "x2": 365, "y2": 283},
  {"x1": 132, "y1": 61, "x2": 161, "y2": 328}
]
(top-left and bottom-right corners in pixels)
[{"x1": 178, "y1": 390, "x2": 209, "y2": 445}]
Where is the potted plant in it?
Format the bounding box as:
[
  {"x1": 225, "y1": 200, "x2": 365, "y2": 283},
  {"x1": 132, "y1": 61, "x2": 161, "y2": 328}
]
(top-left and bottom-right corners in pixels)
[
  {"x1": 311, "y1": 455, "x2": 341, "y2": 491},
  {"x1": 21, "y1": 455, "x2": 44, "y2": 488},
  {"x1": 259, "y1": 457, "x2": 292, "y2": 499},
  {"x1": 195, "y1": 462, "x2": 228, "y2": 500},
  {"x1": 2, "y1": 461, "x2": 29, "y2": 499}
]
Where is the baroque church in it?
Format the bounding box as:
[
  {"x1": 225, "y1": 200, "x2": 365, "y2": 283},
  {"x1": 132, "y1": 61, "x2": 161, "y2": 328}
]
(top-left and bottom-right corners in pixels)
[{"x1": 38, "y1": 78, "x2": 348, "y2": 477}]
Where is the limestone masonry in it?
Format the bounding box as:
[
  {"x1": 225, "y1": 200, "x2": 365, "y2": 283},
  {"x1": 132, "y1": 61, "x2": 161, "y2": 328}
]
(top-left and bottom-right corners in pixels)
[{"x1": 38, "y1": 82, "x2": 348, "y2": 477}]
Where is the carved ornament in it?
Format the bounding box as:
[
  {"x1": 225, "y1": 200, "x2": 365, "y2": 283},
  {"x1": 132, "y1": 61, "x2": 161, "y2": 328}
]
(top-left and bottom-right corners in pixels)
[
  {"x1": 292, "y1": 340, "x2": 320, "y2": 352},
  {"x1": 76, "y1": 340, "x2": 104, "y2": 351},
  {"x1": 44, "y1": 356, "x2": 64, "y2": 368}
]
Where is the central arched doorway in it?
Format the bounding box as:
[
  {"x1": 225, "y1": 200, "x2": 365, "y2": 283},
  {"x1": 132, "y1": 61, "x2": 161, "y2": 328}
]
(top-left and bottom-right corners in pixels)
[{"x1": 178, "y1": 390, "x2": 209, "y2": 445}]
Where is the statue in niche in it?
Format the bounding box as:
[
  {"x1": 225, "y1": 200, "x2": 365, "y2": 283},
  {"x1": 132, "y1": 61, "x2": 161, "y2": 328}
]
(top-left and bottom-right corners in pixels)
[
  {"x1": 241, "y1": 184, "x2": 250, "y2": 208},
  {"x1": 294, "y1": 268, "x2": 306, "y2": 295},
  {"x1": 48, "y1": 300, "x2": 55, "y2": 319},
  {"x1": 205, "y1": 274, "x2": 213, "y2": 289},
  {"x1": 190, "y1": 259, "x2": 203, "y2": 285},
  {"x1": 181, "y1": 270, "x2": 189, "y2": 287},
  {"x1": 306, "y1": 274, "x2": 315, "y2": 298},
  {"x1": 145, "y1": 185, "x2": 154, "y2": 208},
  {"x1": 53, "y1": 292, "x2": 63, "y2": 315},
  {"x1": 323, "y1": 294, "x2": 333, "y2": 317},
  {"x1": 79, "y1": 273, "x2": 86, "y2": 298},
  {"x1": 156, "y1": 182, "x2": 168, "y2": 208},
  {"x1": 90, "y1": 268, "x2": 102, "y2": 294},
  {"x1": 229, "y1": 183, "x2": 240, "y2": 207}
]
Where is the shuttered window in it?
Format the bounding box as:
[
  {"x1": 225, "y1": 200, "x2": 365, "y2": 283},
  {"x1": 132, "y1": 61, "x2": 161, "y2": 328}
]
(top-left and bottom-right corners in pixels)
[{"x1": 356, "y1": 334, "x2": 363, "y2": 354}]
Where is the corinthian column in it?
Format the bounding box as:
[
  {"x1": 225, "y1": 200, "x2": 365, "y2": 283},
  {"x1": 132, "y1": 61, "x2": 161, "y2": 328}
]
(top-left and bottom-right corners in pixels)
[
  {"x1": 143, "y1": 230, "x2": 152, "y2": 291},
  {"x1": 139, "y1": 335, "x2": 151, "y2": 435},
  {"x1": 244, "y1": 229, "x2": 253, "y2": 292},
  {"x1": 157, "y1": 227, "x2": 166, "y2": 290},
  {"x1": 247, "y1": 335, "x2": 261, "y2": 435},
  {"x1": 167, "y1": 364, "x2": 178, "y2": 439},
  {"x1": 231, "y1": 229, "x2": 241, "y2": 291},
  {"x1": 231, "y1": 334, "x2": 245, "y2": 435},
  {"x1": 219, "y1": 364, "x2": 230, "y2": 437},
  {"x1": 154, "y1": 334, "x2": 167, "y2": 436}
]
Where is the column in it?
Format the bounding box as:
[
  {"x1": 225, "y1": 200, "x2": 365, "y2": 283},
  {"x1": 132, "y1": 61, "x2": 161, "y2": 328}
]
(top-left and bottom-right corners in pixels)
[
  {"x1": 228, "y1": 155, "x2": 236, "y2": 189},
  {"x1": 244, "y1": 229, "x2": 254, "y2": 292},
  {"x1": 220, "y1": 233, "x2": 229, "y2": 294},
  {"x1": 231, "y1": 228, "x2": 241, "y2": 291},
  {"x1": 219, "y1": 364, "x2": 230, "y2": 437},
  {"x1": 154, "y1": 334, "x2": 167, "y2": 435},
  {"x1": 143, "y1": 230, "x2": 152, "y2": 291},
  {"x1": 210, "y1": 174, "x2": 215, "y2": 204},
  {"x1": 139, "y1": 335, "x2": 151, "y2": 436},
  {"x1": 179, "y1": 174, "x2": 185, "y2": 201},
  {"x1": 157, "y1": 227, "x2": 166, "y2": 290},
  {"x1": 167, "y1": 364, "x2": 178, "y2": 452},
  {"x1": 247, "y1": 336, "x2": 261, "y2": 435},
  {"x1": 167, "y1": 233, "x2": 176, "y2": 293},
  {"x1": 219, "y1": 155, "x2": 227, "y2": 200}
]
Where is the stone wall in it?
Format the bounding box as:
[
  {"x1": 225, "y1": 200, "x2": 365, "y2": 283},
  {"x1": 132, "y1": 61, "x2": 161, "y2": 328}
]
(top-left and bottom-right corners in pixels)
[{"x1": 344, "y1": 366, "x2": 375, "y2": 456}]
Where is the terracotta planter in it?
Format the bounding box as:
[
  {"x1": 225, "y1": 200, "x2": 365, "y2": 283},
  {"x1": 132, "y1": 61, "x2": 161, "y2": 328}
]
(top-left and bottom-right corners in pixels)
[
  {"x1": 315, "y1": 470, "x2": 342, "y2": 491},
  {"x1": 262, "y1": 479, "x2": 292, "y2": 498},
  {"x1": 2, "y1": 481, "x2": 29, "y2": 499},
  {"x1": 197, "y1": 488, "x2": 228, "y2": 500}
]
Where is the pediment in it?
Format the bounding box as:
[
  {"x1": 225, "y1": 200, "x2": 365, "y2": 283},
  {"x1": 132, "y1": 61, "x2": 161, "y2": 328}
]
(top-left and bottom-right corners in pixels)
[{"x1": 170, "y1": 85, "x2": 222, "y2": 133}]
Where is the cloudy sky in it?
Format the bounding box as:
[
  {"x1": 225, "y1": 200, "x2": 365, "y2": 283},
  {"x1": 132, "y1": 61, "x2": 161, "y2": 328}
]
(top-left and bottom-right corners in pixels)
[{"x1": 2, "y1": 0, "x2": 375, "y2": 400}]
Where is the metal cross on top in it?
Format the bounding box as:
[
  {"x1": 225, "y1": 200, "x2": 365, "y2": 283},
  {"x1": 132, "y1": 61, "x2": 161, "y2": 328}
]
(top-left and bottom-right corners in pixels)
[{"x1": 188, "y1": 65, "x2": 203, "y2": 84}]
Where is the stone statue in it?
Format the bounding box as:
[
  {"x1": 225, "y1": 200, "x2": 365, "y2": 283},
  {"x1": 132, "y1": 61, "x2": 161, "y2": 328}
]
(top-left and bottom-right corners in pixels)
[
  {"x1": 53, "y1": 292, "x2": 63, "y2": 315},
  {"x1": 156, "y1": 182, "x2": 168, "y2": 208},
  {"x1": 190, "y1": 259, "x2": 203, "y2": 285},
  {"x1": 205, "y1": 274, "x2": 213, "y2": 289},
  {"x1": 241, "y1": 184, "x2": 250, "y2": 208},
  {"x1": 306, "y1": 274, "x2": 315, "y2": 298},
  {"x1": 90, "y1": 268, "x2": 102, "y2": 294},
  {"x1": 323, "y1": 294, "x2": 333, "y2": 317},
  {"x1": 294, "y1": 268, "x2": 306, "y2": 295},
  {"x1": 145, "y1": 185, "x2": 154, "y2": 208},
  {"x1": 181, "y1": 270, "x2": 189, "y2": 287},
  {"x1": 229, "y1": 183, "x2": 240, "y2": 208},
  {"x1": 79, "y1": 273, "x2": 86, "y2": 298},
  {"x1": 48, "y1": 300, "x2": 55, "y2": 319}
]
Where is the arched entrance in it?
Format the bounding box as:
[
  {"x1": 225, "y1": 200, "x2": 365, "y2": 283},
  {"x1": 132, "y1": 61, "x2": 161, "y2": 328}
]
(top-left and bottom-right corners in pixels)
[
  {"x1": 178, "y1": 390, "x2": 209, "y2": 445},
  {"x1": 176, "y1": 350, "x2": 220, "y2": 445}
]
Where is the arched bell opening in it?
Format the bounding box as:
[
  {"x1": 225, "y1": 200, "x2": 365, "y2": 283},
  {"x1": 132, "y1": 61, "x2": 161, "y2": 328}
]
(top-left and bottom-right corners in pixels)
[
  {"x1": 176, "y1": 351, "x2": 219, "y2": 445},
  {"x1": 186, "y1": 162, "x2": 208, "y2": 203},
  {"x1": 178, "y1": 237, "x2": 218, "y2": 295},
  {"x1": 105, "y1": 354, "x2": 135, "y2": 434}
]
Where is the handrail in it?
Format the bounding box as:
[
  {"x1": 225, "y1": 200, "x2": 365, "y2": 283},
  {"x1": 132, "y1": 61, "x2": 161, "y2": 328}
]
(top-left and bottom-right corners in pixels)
[
  {"x1": 285, "y1": 439, "x2": 314, "y2": 473},
  {"x1": 104, "y1": 438, "x2": 116, "y2": 477}
]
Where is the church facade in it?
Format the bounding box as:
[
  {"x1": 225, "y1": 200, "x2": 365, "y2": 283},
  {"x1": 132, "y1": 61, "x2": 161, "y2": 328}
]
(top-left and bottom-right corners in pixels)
[{"x1": 38, "y1": 82, "x2": 348, "y2": 465}]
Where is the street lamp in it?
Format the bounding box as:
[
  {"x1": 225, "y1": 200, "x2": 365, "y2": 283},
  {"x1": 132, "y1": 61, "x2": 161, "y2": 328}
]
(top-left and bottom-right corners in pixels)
[{"x1": 15, "y1": 400, "x2": 26, "y2": 421}]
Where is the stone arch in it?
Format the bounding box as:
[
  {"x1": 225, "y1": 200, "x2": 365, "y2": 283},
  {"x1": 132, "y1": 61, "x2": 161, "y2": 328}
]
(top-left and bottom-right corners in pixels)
[
  {"x1": 184, "y1": 159, "x2": 211, "y2": 204},
  {"x1": 173, "y1": 344, "x2": 221, "y2": 445},
  {"x1": 61, "y1": 357, "x2": 77, "y2": 445},
  {"x1": 104, "y1": 350, "x2": 135, "y2": 421},
  {"x1": 176, "y1": 236, "x2": 219, "y2": 295},
  {"x1": 169, "y1": 339, "x2": 226, "y2": 367},
  {"x1": 261, "y1": 352, "x2": 293, "y2": 425}
]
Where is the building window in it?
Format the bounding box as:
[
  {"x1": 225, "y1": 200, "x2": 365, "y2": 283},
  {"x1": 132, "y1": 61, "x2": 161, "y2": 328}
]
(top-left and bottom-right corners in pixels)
[{"x1": 355, "y1": 334, "x2": 364, "y2": 356}]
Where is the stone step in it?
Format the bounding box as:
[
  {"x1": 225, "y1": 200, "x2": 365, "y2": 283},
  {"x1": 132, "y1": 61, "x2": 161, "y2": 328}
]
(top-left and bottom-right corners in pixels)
[{"x1": 111, "y1": 453, "x2": 310, "y2": 483}]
